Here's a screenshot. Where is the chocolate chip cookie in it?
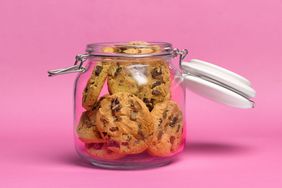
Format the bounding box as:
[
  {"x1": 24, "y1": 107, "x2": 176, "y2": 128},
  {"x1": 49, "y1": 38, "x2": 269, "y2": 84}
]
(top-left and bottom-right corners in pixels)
[
  {"x1": 82, "y1": 62, "x2": 111, "y2": 110},
  {"x1": 95, "y1": 92, "x2": 154, "y2": 155},
  {"x1": 76, "y1": 110, "x2": 104, "y2": 143},
  {"x1": 107, "y1": 59, "x2": 171, "y2": 111},
  {"x1": 102, "y1": 41, "x2": 160, "y2": 55},
  {"x1": 148, "y1": 100, "x2": 184, "y2": 157},
  {"x1": 125, "y1": 41, "x2": 160, "y2": 54},
  {"x1": 107, "y1": 61, "x2": 140, "y2": 97},
  {"x1": 85, "y1": 143, "x2": 126, "y2": 160}
]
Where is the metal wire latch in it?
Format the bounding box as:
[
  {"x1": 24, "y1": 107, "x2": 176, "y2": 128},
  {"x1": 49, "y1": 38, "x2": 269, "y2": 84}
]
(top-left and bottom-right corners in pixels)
[
  {"x1": 172, "y1": 48, "x2": 188, "y2": 67},
  {"x1": 48, "y1": 54, "x2": 89, "y2": 77}
]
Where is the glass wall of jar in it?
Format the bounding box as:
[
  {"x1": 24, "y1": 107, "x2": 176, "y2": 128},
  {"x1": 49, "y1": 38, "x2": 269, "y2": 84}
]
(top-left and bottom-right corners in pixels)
[{"x1": 74, "y1": 42, "x2": 186, "y2": 169}]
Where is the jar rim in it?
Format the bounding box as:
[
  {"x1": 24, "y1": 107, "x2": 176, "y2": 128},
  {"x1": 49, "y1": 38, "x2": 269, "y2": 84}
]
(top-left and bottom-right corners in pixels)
[{"x1": 86, "y1": 41, "x2": 174, "y2": 58}]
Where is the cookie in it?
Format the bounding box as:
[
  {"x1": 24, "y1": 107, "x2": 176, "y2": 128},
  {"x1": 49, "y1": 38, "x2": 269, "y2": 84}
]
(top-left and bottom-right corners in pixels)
[
  {"x1": 107, "y1": 62, "x2": 140, "y2": 97},
  {"x1": 102, "y1": 41, "x2": 160, "y2": 55},
  {"x1": 76, "y1": 110, "x2": 104, "y2": 143},
  {"x1": 148, "y1": 100, "x2": 184, "y2": 157},
  {"x1": 127, "y1": 41, "x2": 150, "y2": 45},
  {"x1": 107, "y1": 59, "x2": 171, "y2": 111},
  {"x1": 82, "y1": 62, "x2": 111, "y2": 110},
  {"x1": 138, "y1": 61, "x2": 171, "y2": 110},
  {"x1": 85, "y1": 143, "x2": 125, "y2": 160},
  {"x1": 95, "y1": 92, "x2": 154, "y2": 155}
]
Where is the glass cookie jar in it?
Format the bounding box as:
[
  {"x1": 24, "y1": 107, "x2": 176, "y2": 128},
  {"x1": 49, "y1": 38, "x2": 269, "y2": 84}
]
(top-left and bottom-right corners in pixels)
[{"x1": 48, "y1": 41, "x2": 256, "y2": 169}]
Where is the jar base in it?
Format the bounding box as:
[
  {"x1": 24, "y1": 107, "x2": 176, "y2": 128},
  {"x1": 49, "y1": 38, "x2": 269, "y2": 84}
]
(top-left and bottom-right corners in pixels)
[
  {"x1": 89, "y1": 158, "x2": 174, "y2": 170},
  {"x1": 76, "y1": 143, "x2": 183, "y2": 169}
]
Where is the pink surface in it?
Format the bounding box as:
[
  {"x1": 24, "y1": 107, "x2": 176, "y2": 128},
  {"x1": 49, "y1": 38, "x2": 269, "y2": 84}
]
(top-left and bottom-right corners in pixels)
[{"x1": 0, "y1": 0, "x2": 282, "y2": 187}]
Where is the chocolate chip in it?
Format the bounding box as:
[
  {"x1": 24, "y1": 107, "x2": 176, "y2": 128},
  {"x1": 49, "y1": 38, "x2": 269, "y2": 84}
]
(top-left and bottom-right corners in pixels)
[
  {"x1": 176, "y1": 124, "x2": 181, "y2": 132},
  {"x1": 137, "y1": 131, "x2": 145, "y2": 140},
  {"x1": 102, "y1": 132, "x2": 108, "y2": 137},
  {"x1": 121, "y1": 142, "x2": 129, "y2": 146},
  {"x1": 85, "y1": 122, "x2": 93, "y2": 128},
  {"x1": 151, "y1": 68, "x2": 162, "y2": 79},
  {"x1": 111, "y1": 98, "x2": 121, "y2": 112},
  {"x1": 158, "y1": 118, "x2": 163, "y2": 127},
  {"x1": 130, "y1": 101, "x2": 141, "y2": 113},
  {"x1": 152, "y1": 90, "x2": 161, "y2": 96},
  {"x1": 95, "y1": 65, "x2": 103, "y2": 76},
  {"x1": 137, "y1": 124, "x2": 145, "y2": 140},
  {"x1": 157, "y1": 131, "x2": 163, "y2": 140},
  {"x1": 112, "y1": 98, "x2": 120, "y2": 105},
  {"x1": 85, "y1": 143, "x2": 93, "y2": 149},
  {"x1": 163, "y1": 110, "x2": 169, "y2": 119},
  {"x1": 114, "y1": 66, "x2": 122, "y2": 77},
  {"x1": 122, "y1": 133, "x2": 132, "y2": 141},
  {"x1": 100, "y1": 117, "x2": 109, "y2": 125},
  {"x1": 92, "y1": 143, "x2": 104, "y2": 150},
  {"x1": 106, "y1": 150, "x2": 113, "y2": 154},
  {"x1": 143, "y1": 98, "x2": 150, "y2": 103},
  {"x1": 169, "y1": 117, "x2": 178, "y2": 127},
  {"x1": 170, "y1": 136, "x2": 175, "y2": 145},
  {"x1": 143, "y1": 98, "x2": 154, "y2": 111},
  {"x1": 109, "y1": 127, "x2": 118, "y2": 132},
  {"x1": 84, "y1": 87, "x2": 88, "y2": 93},
  {"x1": 85, "y1": 143, "x2": 104, "y2": 150},
  {"x1": 92, "y1": 101, "x2": 101, "y2": 110},
  {"x1": 107, "y1": 140, "x2": 120, "y2": 148},
  {"x1": 130, "y1": 111, "x2": 137, "y2": 121},
  {"x1": 151, "y1": 81, "x2": 162, "y2": 88},
  {"x1": 119, "y1": 47, "x2": 127, "y2": 52},
  {"x1": 113, "y1": 115, "x2": 121, "y2": 121},
  {"x1": 147, "y1": 104, "x2": 154, "y2": 111}
]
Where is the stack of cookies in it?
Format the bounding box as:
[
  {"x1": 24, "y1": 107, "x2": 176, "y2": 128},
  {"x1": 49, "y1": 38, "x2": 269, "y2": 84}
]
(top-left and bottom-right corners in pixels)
[{"x1": 77, "y1": 42, "x2": 184, "y2": 160}]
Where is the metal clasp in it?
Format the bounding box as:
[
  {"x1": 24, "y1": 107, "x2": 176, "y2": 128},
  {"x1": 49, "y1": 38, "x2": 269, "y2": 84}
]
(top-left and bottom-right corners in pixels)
[
  {"x1": 172, "y1": 48, "x2": 188, "y2": 67},
  {"x1": 48, "y1": 54, "x2": 89, "y2": 77}
]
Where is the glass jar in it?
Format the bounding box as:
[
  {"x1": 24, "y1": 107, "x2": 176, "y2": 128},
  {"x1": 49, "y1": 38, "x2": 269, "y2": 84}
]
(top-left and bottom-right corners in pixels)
[{"x1": 48, "y1": 41, "x2": 256, "y2": 169}]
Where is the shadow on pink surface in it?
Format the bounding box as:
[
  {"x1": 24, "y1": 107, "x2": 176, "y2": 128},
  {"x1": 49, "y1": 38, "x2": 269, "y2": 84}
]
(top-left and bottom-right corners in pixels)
[
  {"x1": 184, "y1": 141, "x2": 251, "y2": 155},
  {"x1": 43, "y1": 141, "x2": 252, "y2": 170}
]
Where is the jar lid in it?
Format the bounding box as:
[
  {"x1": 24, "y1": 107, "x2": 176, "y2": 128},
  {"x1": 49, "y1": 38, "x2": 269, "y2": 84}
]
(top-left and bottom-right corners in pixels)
[
  {"x1": 180, "y1": 59, "x2": 256, "y2": 108},
  {"x1": 86, "y1": 41, "x2": 174, "y2": 58}
]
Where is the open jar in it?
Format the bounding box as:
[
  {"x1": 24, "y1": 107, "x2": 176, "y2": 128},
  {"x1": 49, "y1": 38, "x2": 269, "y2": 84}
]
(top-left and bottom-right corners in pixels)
[{"x1": 48, "y1": 41, "x2": 255, "y2": 169}]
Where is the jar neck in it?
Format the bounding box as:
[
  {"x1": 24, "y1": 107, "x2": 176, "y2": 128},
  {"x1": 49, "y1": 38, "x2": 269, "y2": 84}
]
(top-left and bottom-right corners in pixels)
[{"x1": 85, "y1": 42, "x2": 174, "y2": 58}]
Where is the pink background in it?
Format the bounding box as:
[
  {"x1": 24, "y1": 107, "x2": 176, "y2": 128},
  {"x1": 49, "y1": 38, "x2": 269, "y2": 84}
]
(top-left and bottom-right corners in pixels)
[{"x1": 0, "y1": 0, "x2": 282, "y2": 187}]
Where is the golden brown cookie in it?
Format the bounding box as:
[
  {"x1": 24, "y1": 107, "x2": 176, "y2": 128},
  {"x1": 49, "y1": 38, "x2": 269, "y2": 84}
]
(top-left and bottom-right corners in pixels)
[
  {"x1": 82, "y1": 62, "x2": 111, "y2": 110},
  {"x1": 127, "y1": 41, "x2": 150, "y2": 45},
  {"x1": 125, "y1": 41, "x2": 157, "y2": 54},
  {"x1": 148, "y1": 100, "x2": 184, "y2": 157},
  {"x1": 107, "y1": 59, "x2": 171, "y2": 111},
  {"x1": 85, "y1": 143, "x2": 126, "y2": 160},
  {"x1": 95, "y1": 92, "x2": 154, "y2": 155},
  {"x1": 139, "y1": 61, "x2": 171, "y2": 110},
  {"x1": 102, "y1": 41, "x2": 160, "y2": 55},
  {"x1": 107, "y1": 61, "x2": 140, "y2": 97},
  {"x1": 76, "y1": 110, "x2": 104, "y2": 143}
]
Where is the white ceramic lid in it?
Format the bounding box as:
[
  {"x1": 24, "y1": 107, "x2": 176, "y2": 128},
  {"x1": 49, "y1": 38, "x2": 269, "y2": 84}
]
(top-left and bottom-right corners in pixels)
[{"x1": 180, "y1": 59, "x2": 256, "y2": 108}]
